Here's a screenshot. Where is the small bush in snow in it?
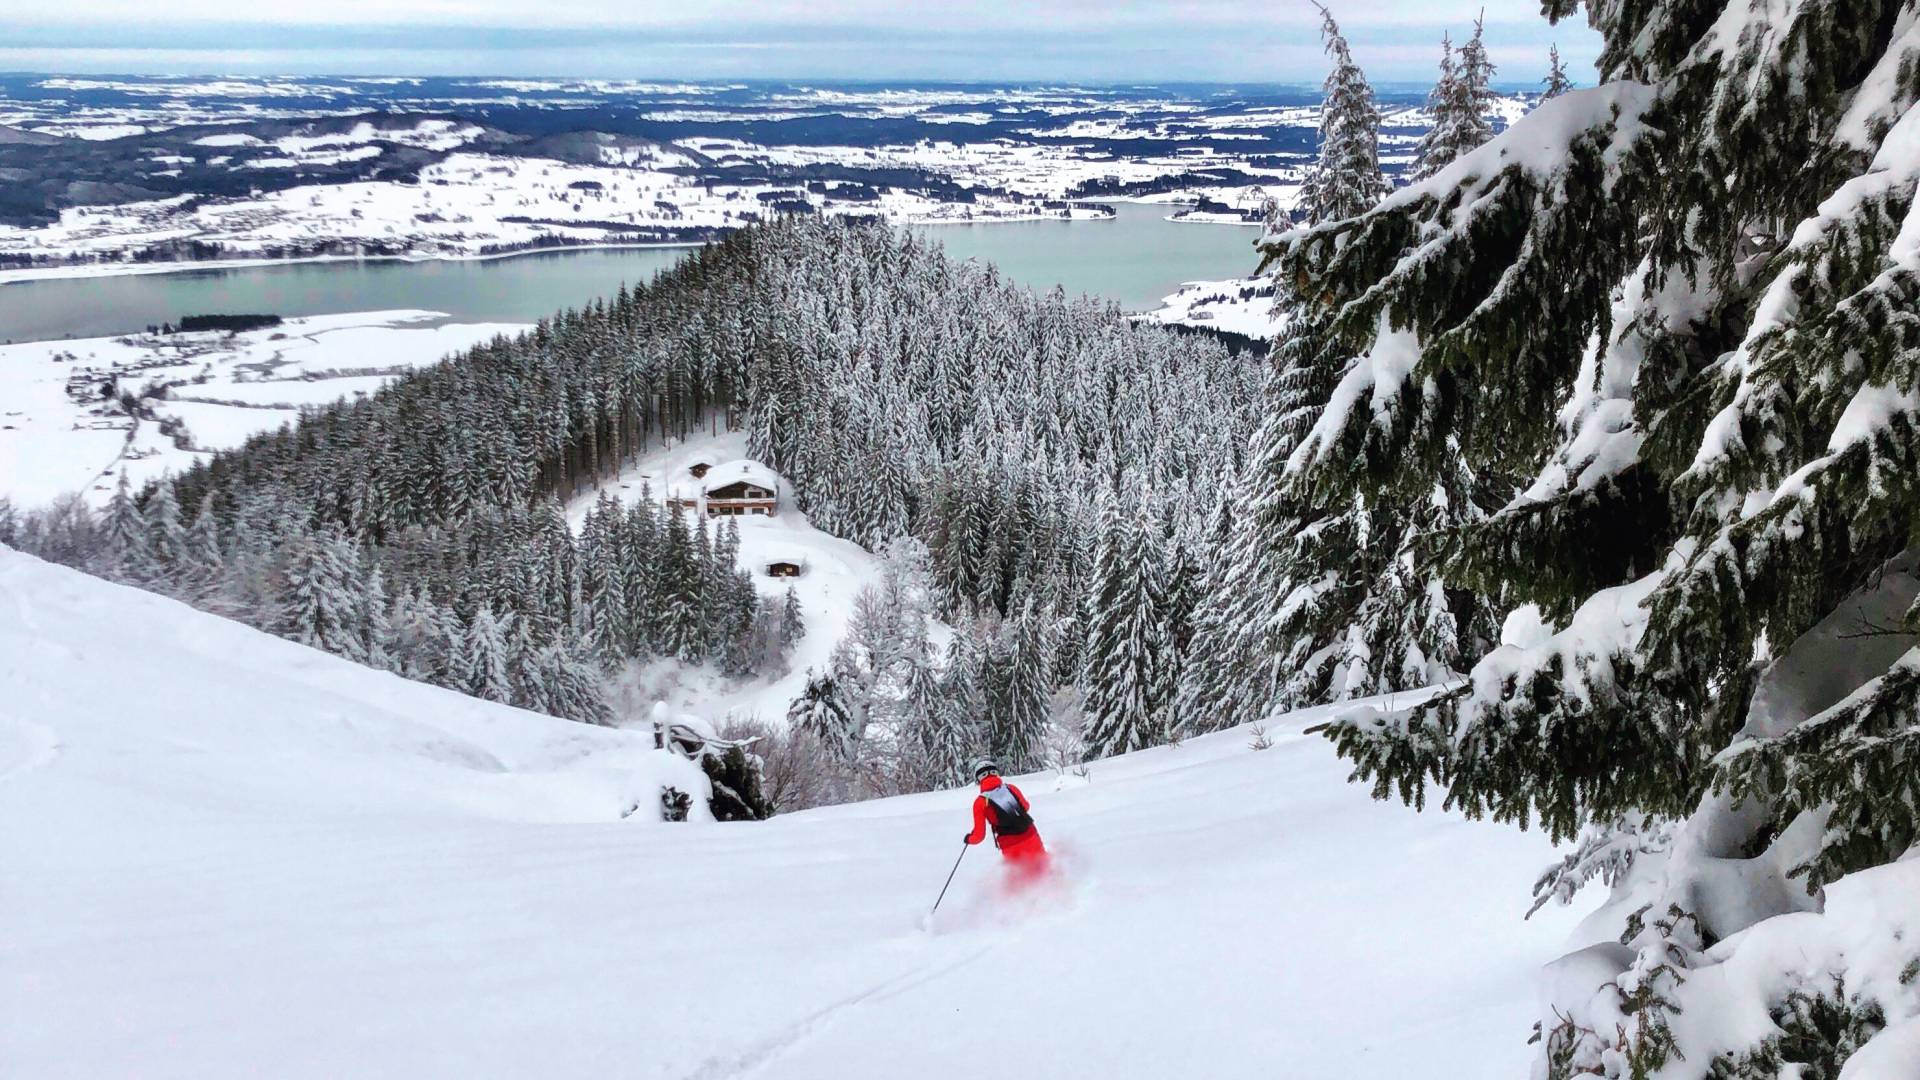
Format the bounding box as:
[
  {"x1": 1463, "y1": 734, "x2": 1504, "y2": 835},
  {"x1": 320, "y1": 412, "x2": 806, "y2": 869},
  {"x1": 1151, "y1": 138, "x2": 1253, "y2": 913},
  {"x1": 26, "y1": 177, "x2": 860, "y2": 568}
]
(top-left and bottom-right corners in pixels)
[
  {"x1": 1703, "y1": 978, "x2": 1885, "y2": 1080},
  {"x1": 659, "y1": 786, "x2": 692, "y2": 822}
]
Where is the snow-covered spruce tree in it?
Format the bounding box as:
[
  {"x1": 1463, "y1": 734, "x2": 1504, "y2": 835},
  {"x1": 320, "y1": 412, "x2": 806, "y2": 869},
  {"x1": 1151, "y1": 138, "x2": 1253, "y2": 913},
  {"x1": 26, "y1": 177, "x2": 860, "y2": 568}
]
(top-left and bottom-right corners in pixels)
[
  {"x1": 1179, "y1": 18, "x2": 1481, "y2": 735},
  {"x1": 1263, "y1": 1, "x2": 1920, "y2": 1071},
  {"x1": 141, "y1": 481, "x2": 187, "y2": 574},
  {"x1": 789, "y1": 668, "x2": 860, "y2": 760},
  {"x1": 1456, "y1": 13, "x2": 1498, "y2": 135},
  {"x1": 779, "y1": 586, "x2": 806, "y2": 649},
  {"x1": 97, "y1": 474, "x2": 157, "y2": 584},
  {"x1": 1081, "y1": 482, "x2": 1170, "y2": 759},
  {"x1": 1296, "y1": 3, "x2": 1391, "y2": 225},
  {"x1": 1412, "y1": 18, "x2": 1497, "y2": 183},
  {"x1": 990, "y1": 598, "x2": 1053, "y2": 772},
  {"x1": 276, "y1": 526, "x2": 371, "y2": 665},
  {"x1": 460, "y1": 605, "x2": 515, "y2": 705},
  {"x1": 1542, "y1": 43, "x2": 1574, "y2": 101},
  {"x1": 182, "y1": 491, "x2": 226, "y2": 596}
]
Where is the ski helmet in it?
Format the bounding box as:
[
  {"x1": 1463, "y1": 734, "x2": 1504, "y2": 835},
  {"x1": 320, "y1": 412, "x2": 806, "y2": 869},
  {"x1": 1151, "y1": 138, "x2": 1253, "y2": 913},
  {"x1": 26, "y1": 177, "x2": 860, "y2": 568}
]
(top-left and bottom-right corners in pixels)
[{"x1": 972, "y1": 758, "x2": 1000, "y2": 780}]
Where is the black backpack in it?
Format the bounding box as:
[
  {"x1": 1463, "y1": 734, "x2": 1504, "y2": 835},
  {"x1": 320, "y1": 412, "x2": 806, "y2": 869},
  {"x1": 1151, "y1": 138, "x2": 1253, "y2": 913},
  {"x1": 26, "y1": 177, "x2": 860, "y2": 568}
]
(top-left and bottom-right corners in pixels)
[{"x1": 983, "y1": 784, "x2": 1033, "y2": 838}]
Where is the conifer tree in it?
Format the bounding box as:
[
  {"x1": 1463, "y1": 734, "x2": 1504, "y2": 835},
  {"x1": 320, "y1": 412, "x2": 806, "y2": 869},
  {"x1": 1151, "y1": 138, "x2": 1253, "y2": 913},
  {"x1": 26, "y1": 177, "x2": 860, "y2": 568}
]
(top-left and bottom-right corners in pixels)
[
  {"x1": 1177, "y1": 22, "x2": 1411, "y2": 733},
  {"x1": 1412, "y1": 19, "x2": 1495, "y2": 183},
  {"x1": 938, "y1": 614, "x2": 995, "y2": 768},
  {"x1": 1261, "y1": 0, "x2": 1920, "y2": 1070},
  {"x1": 1081, "y1": 484, "x2": 1169, "y2": 759},
  {"x1": 277, "y1": 527, "x2": 369, "y2": 664},
  {"x1": 657, "y1": 505, "x2": 702, "y2": 662},
  {"x1": 142, "y1": 482, "x2": 187, "y2": 573},
  {"x1": 1541, "y1": 43, "x2": 1573, "y2": 100},
  {"x1": 99, "y1": 474, "x2": 156, "y2": 583},
  {"x1": 184, "y1": 493, "x2": 225, "y2": 584},
  {"x1": 578, "y1": 492, "x2": 629, "y2": 659},
  {"x1": 388, "y1": 587, "x2": 454, "y2": 683},
  {"x1": 524, "y1": 641, "x2": 611, "y2": 725},
  {"x1": 898, "y1": 640, "x2": 959, "y2": 788},
  {"x1": 363, "y1": 565, "x2": 395, "y2": 672},
  {"x1": 461, "y1": 605, "x2": 514, "y2": 704},
  {"x1": 788, "y1": 668, "x2": 859, "y2": 760},
  {"x1": 991, "y1": 599, "x2": 1052, "y2": 772},
  {"x1": 1296, "y1": 3, "x2": 1391, "y2": 224},
  {"x1": 779, "y1": 586, "x2": 806, "y2": 649},
  {"x1": 1456, "y1": 13, "x2": 1497, "y2": 131}
]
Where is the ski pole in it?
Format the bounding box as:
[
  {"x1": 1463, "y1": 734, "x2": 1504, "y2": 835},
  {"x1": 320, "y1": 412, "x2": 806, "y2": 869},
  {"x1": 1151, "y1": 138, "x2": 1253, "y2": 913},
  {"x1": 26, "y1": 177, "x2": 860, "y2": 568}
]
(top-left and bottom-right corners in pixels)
[{"x1": 930, "y1": 840, "x2": 969, "y2": 916}]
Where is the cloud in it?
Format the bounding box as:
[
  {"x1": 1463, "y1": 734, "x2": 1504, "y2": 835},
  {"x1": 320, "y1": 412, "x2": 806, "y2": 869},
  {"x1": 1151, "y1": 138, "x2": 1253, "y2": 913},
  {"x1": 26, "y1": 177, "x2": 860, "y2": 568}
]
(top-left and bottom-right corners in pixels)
[{"x1": 1, "y1": 2, "x2": 1602, "y2": 82}]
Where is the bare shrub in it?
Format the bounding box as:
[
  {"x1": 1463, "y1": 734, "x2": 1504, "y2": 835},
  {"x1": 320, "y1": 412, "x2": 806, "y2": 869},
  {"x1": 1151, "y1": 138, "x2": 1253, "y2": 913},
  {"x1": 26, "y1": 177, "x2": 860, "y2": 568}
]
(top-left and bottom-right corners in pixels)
[{"x1": 716, "y1": 716, "x2": 845, "y2": 814}]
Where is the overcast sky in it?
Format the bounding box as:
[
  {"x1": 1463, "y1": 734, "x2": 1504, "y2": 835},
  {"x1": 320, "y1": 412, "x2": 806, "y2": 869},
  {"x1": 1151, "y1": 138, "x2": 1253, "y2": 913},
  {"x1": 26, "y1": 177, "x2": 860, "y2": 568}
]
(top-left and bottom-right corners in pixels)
[{"x1": 1, "y1": 1, "x2": 1601, "y2": 84}]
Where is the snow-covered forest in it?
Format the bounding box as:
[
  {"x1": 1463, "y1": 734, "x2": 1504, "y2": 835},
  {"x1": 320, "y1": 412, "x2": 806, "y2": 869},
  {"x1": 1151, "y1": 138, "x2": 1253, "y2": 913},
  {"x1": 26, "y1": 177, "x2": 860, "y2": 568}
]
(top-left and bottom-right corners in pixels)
[
  {"x1": 2, "y1": 216, "x2": 1270, "y2": 805},
  {"x1": 5, "y1": 0, "x2": 1920, "y2": 1074}
]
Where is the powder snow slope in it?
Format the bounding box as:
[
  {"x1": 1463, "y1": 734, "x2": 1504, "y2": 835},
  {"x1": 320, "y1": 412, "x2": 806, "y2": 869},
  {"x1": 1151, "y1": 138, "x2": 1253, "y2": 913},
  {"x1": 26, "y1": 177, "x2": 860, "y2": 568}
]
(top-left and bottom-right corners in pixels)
[{"x1": 0, "y1": 547, "x2": 1593, "y2": 1079}]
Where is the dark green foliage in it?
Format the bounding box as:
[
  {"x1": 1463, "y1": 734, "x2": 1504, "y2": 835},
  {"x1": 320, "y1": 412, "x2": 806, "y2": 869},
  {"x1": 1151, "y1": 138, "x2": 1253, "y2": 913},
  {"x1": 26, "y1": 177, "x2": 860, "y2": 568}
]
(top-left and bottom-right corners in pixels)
[
  {"x1": 701, "y1": 746, "x2": 773, "y2": 822},
  {"x1": 989, "y1": 600, "x2": 1052, "y2": 772},
  {"x1": 1265, "y1": 0, "x2": 1920, "y2": 854},
  {"x1": 1705, "y1": 979, "x2": 1886, "y2": 1080},
  {"x1": 1081, "y1": 483, "x2": 1171, "y2": 758},
  {"x1": 1720, "y1": 658, "x2": 1920, "y2": 889},
  {"x1": 1542, "y1": 45, "x2": 1574, "y2": 100},
  {"x1": 659, "y1": 786, "x2": 693, "y2": 822}
]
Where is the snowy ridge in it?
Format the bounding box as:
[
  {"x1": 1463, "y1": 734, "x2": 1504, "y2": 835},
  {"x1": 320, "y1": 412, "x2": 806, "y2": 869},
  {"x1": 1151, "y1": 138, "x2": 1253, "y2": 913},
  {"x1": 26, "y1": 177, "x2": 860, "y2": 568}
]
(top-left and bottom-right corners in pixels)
[
  {"x1": 0, "y1": 544, "x2": 1597, "y2": 1079},
  {"x1": 0, "y1": 545, "x2": 713, "y2": 826}
]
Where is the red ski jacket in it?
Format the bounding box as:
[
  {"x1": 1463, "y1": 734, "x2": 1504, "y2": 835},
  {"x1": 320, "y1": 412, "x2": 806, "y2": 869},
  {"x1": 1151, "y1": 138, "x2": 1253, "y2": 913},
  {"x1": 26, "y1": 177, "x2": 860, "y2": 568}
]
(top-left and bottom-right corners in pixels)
[{"x1": 965, "y1": 775, "x2": 1033, "y2": 846}]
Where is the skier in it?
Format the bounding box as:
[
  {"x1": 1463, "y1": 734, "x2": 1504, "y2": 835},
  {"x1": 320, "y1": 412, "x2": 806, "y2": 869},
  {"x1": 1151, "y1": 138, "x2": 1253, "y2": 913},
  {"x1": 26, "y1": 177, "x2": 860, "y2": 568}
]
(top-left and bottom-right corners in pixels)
[{"x1": 963, "y1": 758, "x2": 1048, "y2": 883}]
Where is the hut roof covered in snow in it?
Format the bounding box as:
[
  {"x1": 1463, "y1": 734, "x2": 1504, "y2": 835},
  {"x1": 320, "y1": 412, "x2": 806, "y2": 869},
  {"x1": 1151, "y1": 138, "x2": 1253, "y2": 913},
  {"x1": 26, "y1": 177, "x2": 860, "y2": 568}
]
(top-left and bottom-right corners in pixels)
[{"x1": 700, "y1": 460, "x2": 780, "y2": 495}]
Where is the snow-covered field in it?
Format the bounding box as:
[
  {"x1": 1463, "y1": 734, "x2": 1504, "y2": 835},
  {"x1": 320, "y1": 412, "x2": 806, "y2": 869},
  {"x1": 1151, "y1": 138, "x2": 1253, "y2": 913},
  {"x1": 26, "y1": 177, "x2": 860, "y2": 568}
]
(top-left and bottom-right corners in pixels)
[
  {"x1": 0, "y1": 310, "x2": 528, "y2": 507},
  {"x1": 0, "y1": 544, "x2": 1599, "y2": 1079},
  {"x1": 0, "y1": 75, "x2": 1539, "y2": 280},
  {"x1": 1143, "y1": 275, "x2": 1285, "y2": 340},
  {"x1": 0, "y1": 150, "x2": 1111, "y2": 276}
]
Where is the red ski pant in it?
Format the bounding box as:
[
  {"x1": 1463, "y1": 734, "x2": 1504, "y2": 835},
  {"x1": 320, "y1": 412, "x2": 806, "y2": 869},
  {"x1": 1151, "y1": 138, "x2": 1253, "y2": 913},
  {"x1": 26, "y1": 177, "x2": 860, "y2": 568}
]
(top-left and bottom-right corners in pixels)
[{"x1": 997, "y1": 829, "x2": 1049, "y2": 884}]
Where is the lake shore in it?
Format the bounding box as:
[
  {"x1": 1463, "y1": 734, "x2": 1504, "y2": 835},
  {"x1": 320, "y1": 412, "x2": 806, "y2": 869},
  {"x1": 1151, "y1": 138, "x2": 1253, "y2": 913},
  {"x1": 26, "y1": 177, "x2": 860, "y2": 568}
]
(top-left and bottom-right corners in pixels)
[
  {"x1": 0, "y1": 241, "x2": 708, "y2": 288},
  {"x1": 0, "y1": 205, "x2": 1120, "y2": 288},
  {"x1": 0, "y1": 202, "x2": 1259, "y2": 343}
]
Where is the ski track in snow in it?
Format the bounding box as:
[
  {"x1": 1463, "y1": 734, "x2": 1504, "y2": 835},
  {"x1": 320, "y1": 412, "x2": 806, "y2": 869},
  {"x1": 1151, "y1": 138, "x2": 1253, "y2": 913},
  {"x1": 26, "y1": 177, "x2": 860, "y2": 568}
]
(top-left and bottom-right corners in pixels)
[{"x1": 681, "y1": 944, "x2": 1001, "y2": 1080}]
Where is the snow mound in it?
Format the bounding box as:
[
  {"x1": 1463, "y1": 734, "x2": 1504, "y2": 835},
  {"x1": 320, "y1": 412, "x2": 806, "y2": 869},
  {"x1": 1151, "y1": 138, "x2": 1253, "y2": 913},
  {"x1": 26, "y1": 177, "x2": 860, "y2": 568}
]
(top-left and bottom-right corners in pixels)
[{"x1": 1, "y1": 545, "x2": 1595, "y2": 1079}]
